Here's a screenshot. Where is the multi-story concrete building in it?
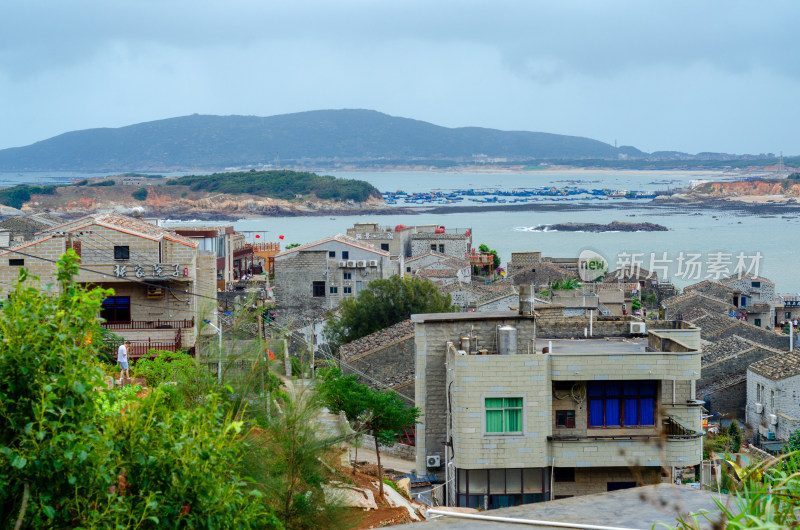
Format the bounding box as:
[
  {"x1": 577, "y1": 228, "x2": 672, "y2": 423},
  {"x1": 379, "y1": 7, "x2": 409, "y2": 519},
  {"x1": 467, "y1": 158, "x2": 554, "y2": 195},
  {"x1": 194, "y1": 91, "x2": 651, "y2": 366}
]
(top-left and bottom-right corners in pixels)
[
  {"x1": 346, "y1": 223, "x2": 415, "y2": 258},
  {"x1": 273, "y1": 234, "x2": 396, "y2": 325},
  {"x1": 412, "y1": 291, "x2": 703, "y2": 508},
  {"x1": 721, "y1": 275, "x2": 776, "y2": 328},
  {"x1": 0, "y1": 213, "x2": 217, "y2": 356},
  {"x1": 405, "y1": 250, "x2": 471, "y2": 287},
  {"x1": 746, "y1": 352, "x2": 800, "y2": 445}
]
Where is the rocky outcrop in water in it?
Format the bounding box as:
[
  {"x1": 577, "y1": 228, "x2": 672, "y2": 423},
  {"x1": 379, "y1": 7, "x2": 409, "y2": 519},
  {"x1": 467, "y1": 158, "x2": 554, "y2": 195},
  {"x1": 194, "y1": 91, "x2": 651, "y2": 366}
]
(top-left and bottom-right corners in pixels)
[{"x1": 537, "y1": 221, "x2": 668, "y2": 232}]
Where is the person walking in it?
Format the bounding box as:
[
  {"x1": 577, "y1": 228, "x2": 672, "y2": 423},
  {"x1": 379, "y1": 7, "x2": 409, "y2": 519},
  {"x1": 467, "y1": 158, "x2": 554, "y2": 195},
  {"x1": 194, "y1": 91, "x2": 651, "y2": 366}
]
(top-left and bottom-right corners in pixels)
[{"x1": 118, "y1": 340, "x2": 130, "y2": 384}]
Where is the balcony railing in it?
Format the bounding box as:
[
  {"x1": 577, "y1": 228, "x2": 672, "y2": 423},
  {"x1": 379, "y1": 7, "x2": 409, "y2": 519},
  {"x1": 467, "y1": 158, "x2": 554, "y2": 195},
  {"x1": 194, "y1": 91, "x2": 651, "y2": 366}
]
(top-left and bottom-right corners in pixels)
[
  {"x1": 662, "y1": 416, "x2": 702, "y2": 439},
  {"x1": 102, "y1": 318, "x2": 194, "y2": 330},
  {"x1": 127, "y1": 329, "x2": 182, "y2": 359}
]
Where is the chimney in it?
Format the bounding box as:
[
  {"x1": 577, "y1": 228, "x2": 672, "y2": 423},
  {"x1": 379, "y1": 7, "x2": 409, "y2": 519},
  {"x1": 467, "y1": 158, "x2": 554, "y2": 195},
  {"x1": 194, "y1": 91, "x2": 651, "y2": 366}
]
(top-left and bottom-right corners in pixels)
[{"x1": 519, "y1": 284, "x2": 534, "y2": 315}]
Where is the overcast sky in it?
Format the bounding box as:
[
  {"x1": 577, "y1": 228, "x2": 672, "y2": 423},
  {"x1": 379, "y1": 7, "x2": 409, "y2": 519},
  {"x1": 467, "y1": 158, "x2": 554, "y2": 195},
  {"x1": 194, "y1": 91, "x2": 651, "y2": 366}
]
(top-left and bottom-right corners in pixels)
[{"x1": 1, "y1": 1, "x2": 798, "y2": 154}]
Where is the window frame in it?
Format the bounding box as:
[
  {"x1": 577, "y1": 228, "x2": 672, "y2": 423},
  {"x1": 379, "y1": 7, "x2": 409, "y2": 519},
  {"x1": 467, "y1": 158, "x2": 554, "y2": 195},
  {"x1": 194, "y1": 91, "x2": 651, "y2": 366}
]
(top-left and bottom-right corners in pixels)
[
  {"x1": 329, "y1": 286, "x2": 338, "y2": 294},
  {"x1": 312, "y1": 281, "x2": 326, "y2": 297},
  {"x1": 555, "y1": 410, "x2": 576, "y2": 429},
  {"x1": 380, "y1": 243, "x2": 389, "y2": 251},
  {"x1": 341, "y1": 251, "x2": 349, "y2": 260},
  {"x1": 328, "y1": 251, "x2": 336, "y2": 258},
  {"x1": 114, "y1": 245, "x2": 130, "y2": 260},
  {"x1": 343, "y1": 286, "x2": 352, "y2": 294},
  {"x1": 587, "y1": 381, "x2": 656, "y2": 429},
  {"x1": 483, "y1": 396, "x2": 524, "y2": 435},
  {"x1": 343, "y1": 272, "x2": 352, "y2": 280},
  {"x1": 8, "y1": 258, "x2": 24, "y2": 266}
]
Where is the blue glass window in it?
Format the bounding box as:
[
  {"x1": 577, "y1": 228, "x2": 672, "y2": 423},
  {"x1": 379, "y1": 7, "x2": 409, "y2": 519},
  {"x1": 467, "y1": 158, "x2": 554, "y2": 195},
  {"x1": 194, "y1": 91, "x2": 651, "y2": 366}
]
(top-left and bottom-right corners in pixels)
[{"x1": 587, "y1": 381, "x2": 656, "y2": 428}]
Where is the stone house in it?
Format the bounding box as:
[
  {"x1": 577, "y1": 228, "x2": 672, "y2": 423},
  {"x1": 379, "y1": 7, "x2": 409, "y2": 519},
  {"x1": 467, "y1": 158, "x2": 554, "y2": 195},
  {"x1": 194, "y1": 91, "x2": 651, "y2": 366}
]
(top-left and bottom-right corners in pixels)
[
  {"x1": 405, "y1": 250, "x2": 471, "y2": 286},
  {"x1": 409, "y1": 226, "x2": 472, "y2": 259},
  {"x1": 413, "y1": 290, "x2": 703, "y2": 508},
  {"x1": 273, "y1": 234, "x2": 396, "y2": 326},
  {"x1": 746, "y1": 351, "x2": 800, "y2": 444},
  {"x1": 0, "y1": 213, "x2": 217, "y2": 357},
  {"x1": 509, "y1": 262, "x2": 577, "y2": 290},
  {"x1": 720, "y1": 275, "x2": 776, "y2": 328},
  {"x1": 698, "y1": 336, "x2": 785, "y2": 419},
  {"x1": 776, "y1": 295, "x2": 800, "y2": 326}
]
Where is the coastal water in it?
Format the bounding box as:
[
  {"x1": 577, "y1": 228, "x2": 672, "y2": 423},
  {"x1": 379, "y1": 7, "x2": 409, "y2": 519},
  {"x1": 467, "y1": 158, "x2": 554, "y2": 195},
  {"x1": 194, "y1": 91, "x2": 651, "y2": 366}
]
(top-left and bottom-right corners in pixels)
[{"x1": 2, "y1": 169, "x2": 797, "y2": 292}]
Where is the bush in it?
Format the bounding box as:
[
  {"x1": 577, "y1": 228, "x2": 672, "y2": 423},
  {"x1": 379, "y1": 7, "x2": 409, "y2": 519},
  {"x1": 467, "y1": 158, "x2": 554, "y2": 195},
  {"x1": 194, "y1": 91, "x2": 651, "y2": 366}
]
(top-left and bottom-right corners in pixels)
[
  {"x1": 131, "y1": 187, "x2": 148, "y2": 201},
  {"x1": 88, "y1": 179, "x2": 115, "y2": 187}
]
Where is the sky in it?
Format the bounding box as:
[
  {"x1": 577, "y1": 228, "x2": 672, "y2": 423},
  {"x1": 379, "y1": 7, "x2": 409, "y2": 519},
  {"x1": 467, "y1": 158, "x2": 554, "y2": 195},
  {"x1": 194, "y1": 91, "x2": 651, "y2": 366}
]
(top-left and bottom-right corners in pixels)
[{"x1": 1, "y1": 0, "x2": 798, "y2": 155}]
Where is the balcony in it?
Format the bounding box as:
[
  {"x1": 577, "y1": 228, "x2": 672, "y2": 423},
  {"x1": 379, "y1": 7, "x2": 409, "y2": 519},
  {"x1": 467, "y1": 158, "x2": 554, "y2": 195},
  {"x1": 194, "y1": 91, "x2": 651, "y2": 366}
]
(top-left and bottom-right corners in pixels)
[{"x1": 102, "y1": 318, "x2": 194, "y2": 330}]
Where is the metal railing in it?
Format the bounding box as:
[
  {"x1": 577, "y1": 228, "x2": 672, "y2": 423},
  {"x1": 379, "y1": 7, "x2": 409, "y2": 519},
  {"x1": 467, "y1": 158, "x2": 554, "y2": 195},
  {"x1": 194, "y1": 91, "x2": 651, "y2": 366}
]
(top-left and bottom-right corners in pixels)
[{"x1": 102, "y1": 318, "x2": 194, "y2": 330}]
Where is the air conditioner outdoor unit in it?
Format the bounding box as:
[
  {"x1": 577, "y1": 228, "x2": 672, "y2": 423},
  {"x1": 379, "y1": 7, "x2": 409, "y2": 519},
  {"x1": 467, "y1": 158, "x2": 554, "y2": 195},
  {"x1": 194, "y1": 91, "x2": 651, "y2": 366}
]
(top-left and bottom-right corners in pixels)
[
  {"x1": 338, "y1": 261, "x2": 347, "y2": 268},
  {"x1": 357, "y1": 260, "x2": 367, "y2": 268},
  {"x1": 426, "y1": 455, "x2": 441, "y2": 468},
  {"x1": 769, "y1": 414, "x2": 778, "y2": 425},
  {"x1": 347, "y1": 260, "x2": 356, "y2": 267},
  {"x1": 369, "y1": 259, "x2": 378, "y2": 267},
  {"x1": 755, "y1": 403, "x2": 764, "y2": 414},
  {"x1": 630, "y1": 322, "x2": 647, "y2": 335}
]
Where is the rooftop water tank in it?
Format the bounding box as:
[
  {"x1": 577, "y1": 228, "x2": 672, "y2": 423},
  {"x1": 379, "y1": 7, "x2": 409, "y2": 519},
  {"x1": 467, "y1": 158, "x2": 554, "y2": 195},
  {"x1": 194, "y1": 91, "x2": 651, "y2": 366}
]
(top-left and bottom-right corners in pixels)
[
  {"x1": 394, "y1": 224, "x2": 407, "y2": 232},
  {"x1": 497, "y1": 326, "x2": 517, "y2": 355},
  {"x1": 435, "y1": 226, "x2": 445, "y2": 234}
]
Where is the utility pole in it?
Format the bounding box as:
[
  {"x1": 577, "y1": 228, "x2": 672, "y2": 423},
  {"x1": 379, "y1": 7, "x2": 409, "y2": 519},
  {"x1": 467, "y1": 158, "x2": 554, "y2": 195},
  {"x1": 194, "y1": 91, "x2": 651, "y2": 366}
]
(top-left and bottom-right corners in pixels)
[{"x1": 310, "y1": 319, "x2": 316, "y2": 378}]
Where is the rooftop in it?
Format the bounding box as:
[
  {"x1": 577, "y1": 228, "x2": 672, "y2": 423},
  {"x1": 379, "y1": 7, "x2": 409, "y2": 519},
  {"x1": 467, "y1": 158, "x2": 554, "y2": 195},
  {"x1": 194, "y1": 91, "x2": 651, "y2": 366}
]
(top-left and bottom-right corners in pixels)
[
  {"x1": 41, "y1": 213, "x2": 198, "y2": 248},
  {"x1": 539, "y1": 337, "x2": 648, "y2": 355},
  {"x1": 396, "y1": 484, "x2": 733, "y2": 529},
  {"x1": 275, "y1": 233, "x2": 390, "y2": 258},
  {"x1": 749, "y1": 351, "x2": 800, "y2": 380}
]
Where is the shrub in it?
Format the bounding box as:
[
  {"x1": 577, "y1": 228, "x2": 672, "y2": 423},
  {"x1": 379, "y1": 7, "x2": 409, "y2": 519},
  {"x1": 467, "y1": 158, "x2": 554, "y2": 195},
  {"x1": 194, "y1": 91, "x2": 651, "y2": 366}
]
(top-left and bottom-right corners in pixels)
[{"x1": 131, "y1": 187, "x2": 148, "y2": 201}]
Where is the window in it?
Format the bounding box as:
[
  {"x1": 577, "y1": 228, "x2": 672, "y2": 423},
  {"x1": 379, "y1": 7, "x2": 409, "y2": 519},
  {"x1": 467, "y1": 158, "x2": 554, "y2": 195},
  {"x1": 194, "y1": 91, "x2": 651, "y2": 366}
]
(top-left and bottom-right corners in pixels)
[
  {"x1": 556, "y1": 410, "x2": 575, "y2": 428},
  {"x1": 343, "y1": 272, "x2": 352, "y2": 280},
  {"x1": 457, "y1": 468, "x2": 547, "y2": 509},
  {"x1": 752, "y1": 281, "x2": 761, "y2": 288},
  {"x1": 588, "y1": 381, "x2": 656, "y2": 428},
  {"x1": 114, "y1": 246, "x2": 130, "y2": 260},
  {"x1": 754, "y1": 318, "x2": 762, "y2": 327},
  {"x1": 771, "y1": 390, "x2": 775, "y2": 410},
  {"x1": 756, "y1": 383, "x2": 762, "y2": 403},
  {"x1": 8, "y1": 259, "x2": 24, "y2": 266},
  {"x1": 553, "y1": 468, "x2": 575, "y2": 482},
  {"x1": 438, "y1": 244, "x2": 445, "y2": 253},
  {"x1": 329, "y1": 286, "x2": 338, "y2": 294},
  {"x1": 431, "y1": 244, "x2": 437, "y2": 251},
  {"x1": 381, "y1": 243, "x2": 389, "y2": 251},
  {"x1": 485, "y1": 397, "x2": 523, "y2": 433},
  {"x1": 328, "y1": 251, "x2": 335, "y2": 258},
  {"x1": 787, "y1": 312, "x2": 792, "y2": 320},
  {"x1": 342, "y1": 251, "x2": 349, "y2": 259},
  {"x1": 312, "y1": 281, "x2": 325, "y2": 297},
  {"x1": 100, "y1": 296, "x2": 131, "y2": 322},
  {"x1": 406, "y1": 267, "x2": 411, "y2": 272},
  {"x1": 343, "y1": 286, "x2": 352, "y2": 294}
]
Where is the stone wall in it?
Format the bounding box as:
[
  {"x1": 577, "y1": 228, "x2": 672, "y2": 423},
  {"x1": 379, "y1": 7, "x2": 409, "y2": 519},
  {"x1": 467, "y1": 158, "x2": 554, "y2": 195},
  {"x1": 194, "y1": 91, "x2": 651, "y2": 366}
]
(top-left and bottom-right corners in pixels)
[
  {"x1": 410, "y1": 233, "x2": 469, "y2": 258},
  {"x1": 552, "y1": 467, "x2": 661, "y2": 498},
  {"x1": 274, "y1": 250, "x2": 328, "y2": 325},
  {"x1": 360, "y1": 434, "x2": 416, "y2": 461}
]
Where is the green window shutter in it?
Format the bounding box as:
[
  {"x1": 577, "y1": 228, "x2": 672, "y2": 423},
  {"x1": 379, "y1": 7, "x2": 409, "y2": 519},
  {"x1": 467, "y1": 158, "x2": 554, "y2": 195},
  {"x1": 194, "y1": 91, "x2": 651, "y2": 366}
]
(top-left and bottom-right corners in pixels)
[{"x1": 486, "y1": 410, "x2": 504, "y2": 432}]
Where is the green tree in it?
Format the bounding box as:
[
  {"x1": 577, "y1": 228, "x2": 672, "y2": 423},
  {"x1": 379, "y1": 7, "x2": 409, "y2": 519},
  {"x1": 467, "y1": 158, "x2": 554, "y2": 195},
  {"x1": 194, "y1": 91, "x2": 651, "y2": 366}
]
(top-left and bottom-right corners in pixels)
[
  {"x1": 317, "y1": 367, "x2": 372, "y2": 474},
  {"x1": 728, "y1": 420, "x2": 742, "y2": 453},
  {"x1": 362, "y1": 389, "x2": 419, "y2": 499},
  {"x1": 324, "y1": 275, "x2": 454, "y2": 347}
]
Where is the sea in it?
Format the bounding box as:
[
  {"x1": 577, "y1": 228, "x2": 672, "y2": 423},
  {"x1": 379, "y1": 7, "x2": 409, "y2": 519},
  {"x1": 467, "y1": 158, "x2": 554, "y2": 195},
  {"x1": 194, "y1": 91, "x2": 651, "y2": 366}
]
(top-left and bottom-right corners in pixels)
[{"x1": 2, "y1": 168, "x2": 798, "y2": 292}]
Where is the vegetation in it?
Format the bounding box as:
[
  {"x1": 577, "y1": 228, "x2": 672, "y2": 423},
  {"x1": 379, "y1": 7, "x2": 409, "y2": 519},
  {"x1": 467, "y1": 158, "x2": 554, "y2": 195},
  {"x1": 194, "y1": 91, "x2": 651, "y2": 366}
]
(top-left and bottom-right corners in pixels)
[
  {"x1": 285, "y1": 243, "x2": 301, "y2": 250},
  {"x1": 88, "y1": 179, "x2": 115, "y2": 187},
  {"x1": 324, "y1": 275, "x2": 454, "y2": 347},
  {"x1": 675, "y1": 451, "x2": 800, "y2": 528},
  {"x1": 477, "y1": 243, "x2": 501, "y2": 270},
  {"x1": 318, "y1": 367, "x2": 419, "y2": 499},
  {"x1": 130, "y1": 187, "x2": 148, "y2": 201},
  {"x1": 0, "y1": 184, "x2": 57, "y2": 209},
  {"x1": 788, "y1": 428, "x2": 800, "y2": 452},
  {"x1": 167, "y1": 170, "x2": 380, "y2": 202}
]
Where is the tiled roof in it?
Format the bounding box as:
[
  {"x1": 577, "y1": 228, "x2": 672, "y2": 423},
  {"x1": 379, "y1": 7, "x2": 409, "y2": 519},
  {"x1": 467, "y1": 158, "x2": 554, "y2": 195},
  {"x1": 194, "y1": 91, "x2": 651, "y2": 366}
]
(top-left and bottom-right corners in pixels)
[
  {"x1": 720, "y1": 274, "x2": 775, "y2": 286},
  {"x1": 338, "y1": 320, "x2": 415, "y2": 359},
  {"x1": 275, "y1": 233, "x2": 390, "y2": 258},
  {"x1": 43, "y1": 213, "x2": 197, "y2": 248},
  {"x1": 749, "y1": 351, "x2": 800, "y2": 380},
  {"x1": 0, "y1": 235, "x2": 56, "y2": 257},
  {"x1": 406, "y1": 250, "x2": 469, "y2": 269}
]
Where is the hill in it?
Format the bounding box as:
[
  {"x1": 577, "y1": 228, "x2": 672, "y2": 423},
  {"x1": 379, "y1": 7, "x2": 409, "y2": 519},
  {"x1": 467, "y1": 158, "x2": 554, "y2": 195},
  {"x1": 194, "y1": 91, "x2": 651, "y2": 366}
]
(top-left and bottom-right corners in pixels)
[{"x1": 0, "y1": 110, "x2": 633, "y2": 171}]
